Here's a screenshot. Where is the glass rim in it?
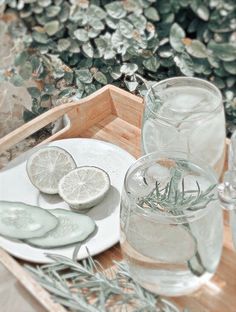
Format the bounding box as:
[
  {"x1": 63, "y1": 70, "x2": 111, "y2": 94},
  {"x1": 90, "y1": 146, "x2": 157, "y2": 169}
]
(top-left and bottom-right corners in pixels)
[
  {"x1": 124, "y1": 150, "x2": 218, "y2": 221},
  {"x1": 145, "y1": 77, "x2": 223, "y2": 124}
]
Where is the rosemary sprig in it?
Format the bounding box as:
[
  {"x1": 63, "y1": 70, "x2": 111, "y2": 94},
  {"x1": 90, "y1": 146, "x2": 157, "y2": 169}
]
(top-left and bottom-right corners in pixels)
[
  {"x1": 138, "y1": 168, "x2": 217, "y2": 277},
  {"x1": 138, "y1": 171, "x2": 217, "y2": 213},
  {"x1": 26, "y1": 247, "x2": 187, "y2": 312}
]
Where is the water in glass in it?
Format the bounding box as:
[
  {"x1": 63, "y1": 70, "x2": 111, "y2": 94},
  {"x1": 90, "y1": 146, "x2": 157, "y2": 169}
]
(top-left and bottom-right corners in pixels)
[
  {"x1": 120, "y1": 152, "x2": 223, "y2": 296},
  {"x1": 142, "y1": 78, "x2": 226, "y2": 178}
]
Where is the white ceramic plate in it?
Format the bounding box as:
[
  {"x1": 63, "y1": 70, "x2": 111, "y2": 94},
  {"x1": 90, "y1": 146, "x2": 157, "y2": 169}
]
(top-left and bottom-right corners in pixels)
[{"x1": 0, "y1": 138, "x2": 135, "y2": 263}]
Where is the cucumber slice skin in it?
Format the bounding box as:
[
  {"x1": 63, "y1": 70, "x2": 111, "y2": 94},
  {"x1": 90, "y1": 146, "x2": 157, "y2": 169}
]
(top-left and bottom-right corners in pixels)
[
  {"x1": 25, "y1": 209, "x2": 96, "y2": 248},
  {"x1": 0, "y1": 201, "x2": 58, "y2": 239}
]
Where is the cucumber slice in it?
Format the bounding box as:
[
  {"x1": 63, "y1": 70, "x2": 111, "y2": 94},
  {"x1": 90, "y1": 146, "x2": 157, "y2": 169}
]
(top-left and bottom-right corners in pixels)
[
  {"x1": 0, "y1": 201, "x2": 58, "y2": 239},
  {"x1": 26, "y1": 209, "x2": 96, "y2": 248}
]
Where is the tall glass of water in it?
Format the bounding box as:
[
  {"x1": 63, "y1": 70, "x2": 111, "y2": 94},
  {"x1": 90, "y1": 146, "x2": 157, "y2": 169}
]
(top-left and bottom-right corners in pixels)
[
  {"x1": 120, "y1": 151, "x2": 223, "y2": 296},
  {"x1": 142, "y1": 77, "x2": 226, "y2": 178}
]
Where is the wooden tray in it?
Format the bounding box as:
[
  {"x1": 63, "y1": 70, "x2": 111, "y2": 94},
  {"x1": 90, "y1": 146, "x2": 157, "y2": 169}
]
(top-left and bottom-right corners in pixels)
[{"x1": 0, "y1": 85, "x2": 235, "y2": 312}]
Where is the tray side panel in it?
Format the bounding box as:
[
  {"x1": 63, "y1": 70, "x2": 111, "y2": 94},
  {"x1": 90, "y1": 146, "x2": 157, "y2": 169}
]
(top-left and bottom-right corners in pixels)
[{"x1": 109, "y1": 87, "x2": 144, "y2": 128}]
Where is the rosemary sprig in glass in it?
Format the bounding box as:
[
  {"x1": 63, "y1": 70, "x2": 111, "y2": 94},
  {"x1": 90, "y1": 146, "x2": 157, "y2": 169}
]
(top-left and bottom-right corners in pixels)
[{"x1": 138, "y1": 168, "x2": 217, "y2": 276}]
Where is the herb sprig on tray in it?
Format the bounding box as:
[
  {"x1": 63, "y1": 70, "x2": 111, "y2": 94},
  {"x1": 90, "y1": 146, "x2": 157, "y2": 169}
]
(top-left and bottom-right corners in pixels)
[{"x1": 26, "y1": 247, "x2": 186, "y2": 312}]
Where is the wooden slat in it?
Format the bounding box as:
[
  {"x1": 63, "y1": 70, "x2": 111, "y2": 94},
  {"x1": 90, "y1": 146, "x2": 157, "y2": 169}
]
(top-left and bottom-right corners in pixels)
[{"x1": 0, "y1": 249, "x2": 67, "y2": 312}]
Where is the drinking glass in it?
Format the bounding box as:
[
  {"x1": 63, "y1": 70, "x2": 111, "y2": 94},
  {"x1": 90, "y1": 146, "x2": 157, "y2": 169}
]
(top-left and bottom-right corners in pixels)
[
  {"x1": 142, "y1": 77, "x2": 226, "y2": 178},
  {"x1": 120, "y1": 151, "x2": 223, "y2": 296}
]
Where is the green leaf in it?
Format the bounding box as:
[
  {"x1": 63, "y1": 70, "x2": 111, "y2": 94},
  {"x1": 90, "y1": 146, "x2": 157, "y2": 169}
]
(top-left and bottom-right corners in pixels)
[
  {"x1": 208, "y1": 41, "x2": 236, "y2": 61},
  {"x1": 10, "y1": 74, "x2": 24, "y2": 87},
  {"x1": 57, "y1": 39, "x2": 71, "y2": 52},
  {"x1": 105, "y1": 2, "x2": 126, "y2": 19},
  {"x1": 38, "y1": 0, "x2": 51, "y2": 7},
  {"x1": 27, "y1": 87, "x2": 41, "y2": 98},
  {"x1": 14, "y1": 51, "x2": 28, "y2": 66},
  {"x1": 128, "y1": 14, "x2": 146, "y2": 31},
  {"x1": 106, "y1": 17, "x2": 118, "y2": 30},
  {"x1": 170, "y1": 23, "x2": 185, "y2": 52},
  {"x1": 120, "y1": 63, "x2": 138, "y2": 75},
  {"x1": 143, "y1": 56, "x2": 160, "y2": 72},
  {"x1": 87, "y1": 5, "x2": 106, "y2": 20},
  {"x1": 44, "y1": 84, "x2": 55, "y2": 95},
  {"x1": 110, "y1": 66, "x2": 122, "y2": 80},
  {"x1": 223, "y1": 61, "x2": 236, "y2": 75},
  {"x1": 185, "y1": 40, "x2": 208, "y2": 58},
  {"x1": 84, "y1": 84, "x2": 96, "y2": 95},
  {"x1": 19, "y1": 62, "x2": 33, "y2": 80},
  {"x1": 94, "y1": 71, "x2": 107, "y2": 85},
  {"x1": 125, "y1": 80, "x2": 138, "y2": 92},
  {"x1": 144, "y1": 7, "x2": 160, "y2": 21},
  {"x1": 74, "y1": 29, "x2": 89, "y2": 42},
  {"x1": 46, "y1": 5, "x2": 61, "y2": 17},
  {"x1": 196, "y1": 5, "x2": 209, "y2": 21},
  {"x1": 174, "y1": 53, "x2": 194, "y2": 76},
  {"x1": 89, "y1": 19, "x2": 104, "y2": 31},
  {"x1": 45, "y1": 20, "x2": 60, "y2": 36},
  {"x1": 118, "y1": 20, "x2": 134, "y2": 39},
  {"x1": 82, "y1": 42, "x2": 94, "y2": 58},
  {"x1": 32, "y1": 31, "x2": 48, "y2": 44},
  {"x1": 58, "y1": 88, "x2": 73, "y2": 98},
  {"x1": 69, "y1": 41, "x2": 81, "y2": 53},
  {"x1": 76, "y1": 68, "x2": 93, "y2": 84}
]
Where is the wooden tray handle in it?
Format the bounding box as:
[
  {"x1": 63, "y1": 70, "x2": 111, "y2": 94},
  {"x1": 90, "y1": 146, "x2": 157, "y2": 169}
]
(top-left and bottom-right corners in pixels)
[
  {"x1": 0, "y1": 102, "x2": 77, "y2": 153},
  {"x1": 0, "y1": 85, "x2": 115, "y2": 154}
]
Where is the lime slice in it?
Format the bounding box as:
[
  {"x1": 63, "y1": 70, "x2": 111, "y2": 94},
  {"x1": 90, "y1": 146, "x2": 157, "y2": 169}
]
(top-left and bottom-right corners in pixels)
[
  {"x1": 58, "y1": 166, "x2": 110, "y2": 210},
  {"x1": 27, "y1": 146, "x2": 76, "y2": 194}
]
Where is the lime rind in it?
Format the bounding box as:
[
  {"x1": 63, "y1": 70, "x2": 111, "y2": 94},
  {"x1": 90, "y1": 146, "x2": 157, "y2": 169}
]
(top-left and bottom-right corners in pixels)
[
  {"x1": 27, "y1": 146, "x2": 77, "y2": 194},
  {"x1": 58, "y1": 166, "x2": 111, "y2": 210}
]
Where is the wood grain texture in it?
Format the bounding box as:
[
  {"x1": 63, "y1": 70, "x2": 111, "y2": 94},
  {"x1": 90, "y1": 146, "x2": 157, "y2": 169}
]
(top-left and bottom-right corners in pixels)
[
  {"x1": 0, "y1": 85, "x2": 235, "y2": 312},
  {"x1": 0, "y1": 248, "x2": 67, "y2": 312}
]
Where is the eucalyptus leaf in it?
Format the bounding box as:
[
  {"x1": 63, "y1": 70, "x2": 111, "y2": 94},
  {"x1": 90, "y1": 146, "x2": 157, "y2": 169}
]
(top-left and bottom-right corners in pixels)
[
  {"x1": 105, "y1": 1, "x2": 126, "y2": 19},
  {"x1": 19, "y1": 61, "x2": 33, "y2": 80},
  {"x1": 32, "y1": 31, "x2": 48, "y2": 44},
  {"x1": 128, "y1": 14, "x2": 146, "y2": 31},
  {"x1": 144, "y1": 7, "x2": 160, "y2": 22},
  {"x1": 74, "y1": 29, "x2": 89, "y2": 42},
  {"x1": 124, "y1": 80, "x2": 138, "y2": 92},
  {"x1": 185, "y1": 40, "x2": 208, "y2": 58},
  {"x1": 120, "y1": 63, "x2": 138, "y2": 75},
  {"x1": 143, "y1": 56, "x2": 160, "y2": 72},
  {"x1": 110, "y1": 66, "x2": 122, "y2": 80},
  {"x1": 57, "y1": 38, "x2": 71, "y2": 52},
  {"x1": 27, "y1": 87, "x2": 41, "y2": 98},
  {"x1": 84, "y1": 84, "x2": 96, "y2": 95},
  {"x1": 44, "y1": 20, "x2": 60, "y2": 35},
  {"x1": 82, "y1": 42, "x2": 94, "y2": 58},
  {"x1": 118, "y1": 20, "x2": 134, "y2": 39},
  {"x1": 94, "y1": 71, "x2": 107, "y2": 85},
  {"x1": 10, "y1": 74, "x2": 24, "y2": 87},
  {"x1": 87, "y1": 5, "x2": 106, "y2": 20},
  {"x1": 76, "y1": 68, "x2": 93, "y2": 84},
  {"x1": 14, "y1": 51, "x2": 28, "y2": 66},
  {"x1": 170, "y1": 23, "x2": 185, "y2": 52},
  {"x1": 174, "y1": 53, "x2": 194, "y2": 76},
  {"x1": 223, "y1": 61, "x2": 236, "y2": 75},
  {"x1": 46, "y1": 5, "x2": 61, "y2": 17},
  {"x1": 208, "y1": 41, "x2": 236, "y2": 61}
]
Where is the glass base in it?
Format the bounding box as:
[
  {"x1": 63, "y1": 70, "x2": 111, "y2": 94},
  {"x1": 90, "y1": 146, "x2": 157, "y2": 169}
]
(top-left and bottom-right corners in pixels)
[{"x1": 130, "y1": 266, "x2": 213, "y2": 297}]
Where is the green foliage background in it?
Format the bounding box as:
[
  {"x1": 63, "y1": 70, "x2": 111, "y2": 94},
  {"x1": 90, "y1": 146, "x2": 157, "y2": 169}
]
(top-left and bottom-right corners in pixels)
[{"x1": 1, "y1": 0, "x2": 236, "y2": 134}]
